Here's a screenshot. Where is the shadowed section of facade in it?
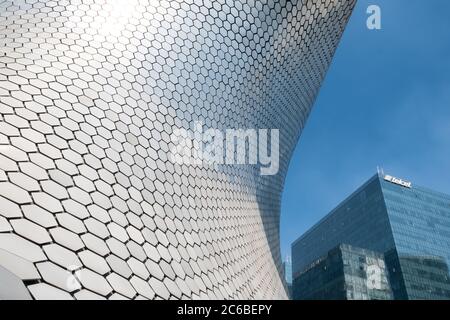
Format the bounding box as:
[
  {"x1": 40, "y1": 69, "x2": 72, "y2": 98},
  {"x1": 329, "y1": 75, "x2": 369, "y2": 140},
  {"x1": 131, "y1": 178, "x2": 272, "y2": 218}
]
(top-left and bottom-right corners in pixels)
[{"x1": 0, "y1": 0, "x2": 355, "y2": 299}]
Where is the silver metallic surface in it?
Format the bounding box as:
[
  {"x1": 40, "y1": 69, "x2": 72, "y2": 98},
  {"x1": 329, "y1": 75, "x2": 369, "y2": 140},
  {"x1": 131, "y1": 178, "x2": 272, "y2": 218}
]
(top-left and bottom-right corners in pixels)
[{"x1": 0, "y1": 0, "x2": 355, "y2": 299}]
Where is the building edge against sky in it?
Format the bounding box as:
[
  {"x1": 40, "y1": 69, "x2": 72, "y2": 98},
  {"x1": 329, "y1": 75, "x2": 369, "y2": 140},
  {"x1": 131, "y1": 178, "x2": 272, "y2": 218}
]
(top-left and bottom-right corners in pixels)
[{"x1": 292, "y1": 172, "x2": 450, "y2": 300}]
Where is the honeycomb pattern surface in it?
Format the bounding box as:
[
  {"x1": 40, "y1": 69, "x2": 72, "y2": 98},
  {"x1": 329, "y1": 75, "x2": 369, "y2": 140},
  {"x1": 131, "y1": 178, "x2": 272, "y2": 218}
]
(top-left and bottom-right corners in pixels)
[{"x1": 0, "y1": 0, "x2": 355, "y2": 299}]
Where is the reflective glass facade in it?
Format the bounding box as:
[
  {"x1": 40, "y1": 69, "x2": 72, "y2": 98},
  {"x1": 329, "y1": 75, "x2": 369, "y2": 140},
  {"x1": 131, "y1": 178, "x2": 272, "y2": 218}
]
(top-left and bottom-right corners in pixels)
[
  {"x1": 283, "y1": 256, "x2": 293, "y2": 298},
  {"x1": 293, "y1": 244, "x2": 392, "y2": 300},
  {"x1": 284, "y1": 256, "x2": 293, "y2": 285},
  {"x1": 292, "y1": 174, "x2": 450, "y2": 300}
]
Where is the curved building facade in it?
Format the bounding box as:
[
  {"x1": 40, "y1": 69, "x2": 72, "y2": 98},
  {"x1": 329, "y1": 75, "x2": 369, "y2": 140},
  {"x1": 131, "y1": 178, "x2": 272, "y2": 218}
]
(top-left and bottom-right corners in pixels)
[{"x1": 0, "y1": 0, "x2": 355, "y2": 299}]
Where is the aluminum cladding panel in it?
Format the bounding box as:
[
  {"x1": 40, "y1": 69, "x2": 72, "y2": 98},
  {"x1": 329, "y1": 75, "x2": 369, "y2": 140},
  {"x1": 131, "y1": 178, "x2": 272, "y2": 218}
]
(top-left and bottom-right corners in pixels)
[{"x1": 0, "y1": 0, "x2": 355, "y2": 299}]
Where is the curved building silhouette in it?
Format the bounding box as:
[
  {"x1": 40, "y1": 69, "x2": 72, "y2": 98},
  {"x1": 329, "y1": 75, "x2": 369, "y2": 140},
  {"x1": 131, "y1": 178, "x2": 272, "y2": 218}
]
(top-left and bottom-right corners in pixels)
[{"x1": 0, "y1": 0, "x2": 355, "y2": 299}]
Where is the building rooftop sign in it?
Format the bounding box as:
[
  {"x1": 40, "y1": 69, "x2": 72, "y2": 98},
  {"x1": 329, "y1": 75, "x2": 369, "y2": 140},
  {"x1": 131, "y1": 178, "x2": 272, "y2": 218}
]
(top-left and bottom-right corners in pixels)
[{"x1": 384, "y1": 175, "x2": 412, "y2": 188}]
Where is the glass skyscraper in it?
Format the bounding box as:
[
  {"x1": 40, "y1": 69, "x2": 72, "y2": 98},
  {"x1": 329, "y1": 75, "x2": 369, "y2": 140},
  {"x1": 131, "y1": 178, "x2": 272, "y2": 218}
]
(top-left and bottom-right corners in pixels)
[
  {"x1": 284, "y1": 256, "x2": 293, "y2": 285},
  {"x1": 292, "y1": 173, "x2": 450, "y2": 300},
  {"x1": 294, "y1": 244, "x2": 393, "y2": 300},
  {"x1": 283, "y1": 256, "x2": 293, "y2": 298}
]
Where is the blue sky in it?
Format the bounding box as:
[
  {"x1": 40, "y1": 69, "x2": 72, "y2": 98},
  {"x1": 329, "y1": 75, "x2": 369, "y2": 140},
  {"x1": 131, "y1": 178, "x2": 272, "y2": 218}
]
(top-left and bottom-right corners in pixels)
[{"x1": 280, "y1": 0, "x2": 450, "y2": 259}]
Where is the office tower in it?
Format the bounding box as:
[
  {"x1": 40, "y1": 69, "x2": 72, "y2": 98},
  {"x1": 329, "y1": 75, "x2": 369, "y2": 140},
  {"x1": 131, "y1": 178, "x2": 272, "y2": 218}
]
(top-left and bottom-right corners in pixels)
[
  {"x1": 292, "y1": 173, "x2": 450, "y2": 299},
  {"x1": 294, "y1": 244, "x2": 393, "y2": 300},
  {"x1": 0, "y1": 0, "x2": 355, "y2": 299},
  {"x1": 283, "y1": 255, "x2": 293, "y2": 298},
  {"x1": 284, "y1": 256, "x2": 293, "y2": 286}
]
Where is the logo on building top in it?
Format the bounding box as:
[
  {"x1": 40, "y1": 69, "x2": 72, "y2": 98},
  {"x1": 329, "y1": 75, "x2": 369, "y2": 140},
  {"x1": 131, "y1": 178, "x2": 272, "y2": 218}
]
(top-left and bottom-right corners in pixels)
[{"x1": 384, "y1": 175, "x2": 412, "y2": 188}]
